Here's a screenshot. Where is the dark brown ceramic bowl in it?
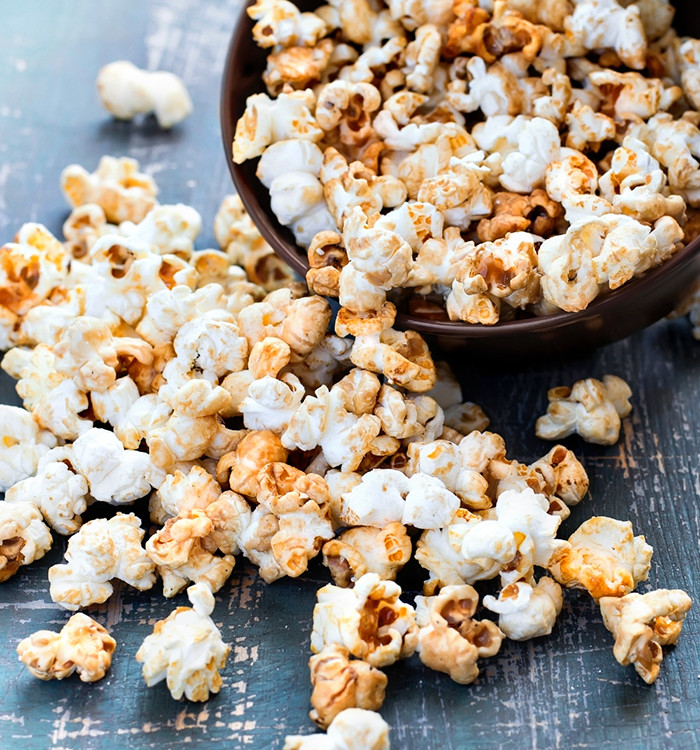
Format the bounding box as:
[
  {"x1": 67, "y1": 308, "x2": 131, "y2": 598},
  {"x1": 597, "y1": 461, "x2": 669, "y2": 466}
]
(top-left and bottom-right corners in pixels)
[{"x1": 221, "y1": 0, "x2": 700, "y2": 356}]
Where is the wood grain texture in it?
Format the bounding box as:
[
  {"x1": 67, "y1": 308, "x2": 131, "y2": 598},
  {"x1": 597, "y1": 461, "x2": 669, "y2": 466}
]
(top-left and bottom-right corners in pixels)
[{"x1": 0, "y1": 1, "x2": 699, "y2": 748}]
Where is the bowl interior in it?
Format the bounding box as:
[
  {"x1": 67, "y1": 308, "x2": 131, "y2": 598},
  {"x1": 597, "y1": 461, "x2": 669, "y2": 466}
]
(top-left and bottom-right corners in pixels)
[{"x1": 221, "y1": 0, "x2": 700, "y2": 355}]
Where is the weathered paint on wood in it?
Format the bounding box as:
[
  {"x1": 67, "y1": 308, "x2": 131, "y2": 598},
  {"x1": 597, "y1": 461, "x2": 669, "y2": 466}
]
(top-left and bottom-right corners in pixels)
[{"x1": 0, "y1": 2, "x2": 699, "y2": 748}]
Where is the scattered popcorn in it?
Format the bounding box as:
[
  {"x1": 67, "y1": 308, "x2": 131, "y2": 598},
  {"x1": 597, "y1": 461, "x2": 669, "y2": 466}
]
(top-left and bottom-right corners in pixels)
[
  {"x1": 536, "y1": 375, "x2": 632, "y2": 445},
  {"x1": 283, "y1": 707, "x2": 390, "y2": 750},
  {"x1": 17, "y1": 612, "x2": 116, "y2": 682},
  {"x1": 97, "y1": 60, "x2": 193, "y2": 128},
  {"x1": 0, "y1": 404, "x2": 57, "y2": 491},
  {"x1": 0, "y1": 500, "x2": 52, "y2": 582},
  {"x1": 49, "y1": 512, "x2": 155, "y2": 610},
  {"x1": 61, "y1": 156, "x2": 158, "y2": 224},
  {"x1": 309, "y1": 644, "x2": 387, "y2": 729},
  {"x1": 311, "y1": 573, "x2": 418, "y2": 668},
  {"x1": 415, "y1": 584, "x2": 503, "y2": 683},
  {"x1": 600, "y1": 589, "x2": 692, "y2": 684},
  {"x1": 483, "y1": 577, "x2": 563, "y2": 640},
  {"x1": 548, "y1": 516, "x2": 652, "y2": 599},
  {"x1": 135, "y1": 582, "x2": 230, "y2": 701}
]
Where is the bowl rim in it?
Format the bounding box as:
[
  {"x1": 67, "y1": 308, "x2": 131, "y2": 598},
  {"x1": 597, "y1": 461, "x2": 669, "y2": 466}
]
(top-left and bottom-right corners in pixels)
[{"x1": 220, "y1": 0, "x2": 700, "y2": 340}]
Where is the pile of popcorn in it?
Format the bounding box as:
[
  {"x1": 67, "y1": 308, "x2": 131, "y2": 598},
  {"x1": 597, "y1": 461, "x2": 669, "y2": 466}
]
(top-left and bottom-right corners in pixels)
[
  {"x1": 0, "y1": 151, "x2": 692, "y2": 747},
  {"x1": 233, "y1": 0, "x2": 700, "y2": 326}
]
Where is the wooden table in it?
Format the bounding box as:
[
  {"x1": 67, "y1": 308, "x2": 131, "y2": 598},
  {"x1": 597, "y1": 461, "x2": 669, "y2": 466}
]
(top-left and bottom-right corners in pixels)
[{"x1": 1, "y1": 2, "x2": 699, "y2": 748}]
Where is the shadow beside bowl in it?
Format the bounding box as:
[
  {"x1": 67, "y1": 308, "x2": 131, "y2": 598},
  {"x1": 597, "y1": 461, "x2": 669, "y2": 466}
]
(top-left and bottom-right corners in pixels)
[{"x1": 220, "y1": 0, "x2": 700, "y2": 357}]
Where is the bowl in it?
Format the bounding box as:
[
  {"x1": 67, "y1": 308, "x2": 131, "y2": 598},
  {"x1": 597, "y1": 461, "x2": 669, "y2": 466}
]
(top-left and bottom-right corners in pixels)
[{"x1": 221, "y1": 0, "x2": 700, "y2": 357}]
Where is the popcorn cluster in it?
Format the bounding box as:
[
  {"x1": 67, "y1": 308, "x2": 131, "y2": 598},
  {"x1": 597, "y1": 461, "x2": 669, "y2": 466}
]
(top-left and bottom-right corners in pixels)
[
  {"x1": 233, "y1": 0, "x2": 700, "y2": 328},
  {"x1": 0, "y1": 155, "x2": 691, "y2": 745}
]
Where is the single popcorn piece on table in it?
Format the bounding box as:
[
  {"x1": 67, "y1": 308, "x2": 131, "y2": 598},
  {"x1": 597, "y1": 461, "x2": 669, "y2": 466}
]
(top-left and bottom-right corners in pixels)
[
  {"x1": 0, "y1": 500, "x2": 52, "y2": 582},
  {"x1": 535, "y1": 375, "x2": 632, "y2": 445},
  {"x1": 61, "y1": 155, "x2": 158, "y2": 224},
  {"x1": 0, "y1": 404, "x2": 57, "y2": 491},
  {"x1": 97, "y1": 60, "x2": 193, "y2": 128},
  {"x1": 48, "y1": 512, "x2": 155, "y2": 610},
  {"x1": 17, "y1": 613, "x2": 116, "y2": 683},
  {"x1": 135, "y1": 582, "x2": 230, "y2": 701},
  {"x1": 284, "y1": 707, "x2": 390, "y2": 750},
  {"x1": 309, "y1": 644, "x2": 387, "y2": 730},
  {"x1": 322, "y1": 523, "x2": 412, "y2": 587},
  {"x1": 599, "y1": 588, "x2": 692, "y2": 684},
  {"x1": 415, "y1": 583, "x2": 504, "y2": 684},
  {"x1": 310, "y1": 573, "x2": 418, "y2": 668},
  {"x1": 548, "y1": 516, "x2": 653, "y2": 599},
  {"x1": 482, "y1": 576, "x2": 563, "y2": 641}
]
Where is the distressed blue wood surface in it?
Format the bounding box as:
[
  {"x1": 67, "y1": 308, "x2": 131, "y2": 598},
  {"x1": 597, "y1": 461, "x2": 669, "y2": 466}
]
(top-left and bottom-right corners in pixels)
[{"x1": 0, "y1": 2, "x2": 699, "y2": 748}]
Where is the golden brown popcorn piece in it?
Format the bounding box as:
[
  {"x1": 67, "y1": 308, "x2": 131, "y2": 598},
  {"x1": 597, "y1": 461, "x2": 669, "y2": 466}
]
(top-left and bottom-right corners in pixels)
[
  {"x1": 263, "y1": 39, "x2": 334, "y2": 94},
  {"x1": 415, "y1": 583, "x2": 504, "y2": 684},
  {"x1": 600, "y1": 589, "x2": 692, "y2": 684},
  {"x1": 322, "y1": 522, "x2": 412, "y2": 587},
  {"x1": 60, "y1": 156, "x2": 158, "y2": 224},
  {"x1": 306, "y1": 230, "x2": 348, "y2": 298},
  {"x1": 476, "y1": 189, "x2": 562, "y2": 242},
  {"x1": 216, "y1": 430, "x2": 289, "y2": 497},
  {"x1": 257, "y1": 462, "x2": 331, "y2": 512},
  {"x1": 445, "y1": 1, "x2": 492, "y2": 59},
  {"x1": 315, "y1": 80, "x2": 382, "y2": 147},
  {"x1": 350, "y1": 328, "x2": 437, "y2": 393},
  {"x1": 335, "y1": 303, "x2": 396, "y2": 339},
  {"x1": 464, "y1": 6, "x2": 543, "y2": 63},
  {"x1": 309, "y1": 644, "x2": 387, "y2": 730},
  {"x1": 17, "y1": 613, "x2": 116, "y2": 683},
  {"x1": 548, "y1": 516, "x2": 652, "y2": 600},
  {"x1": 248, "y1": 336, "x2": 292, "y2": 379},
  {"x1": 146, "y1": 509, "x2": 236, "y2": 597}
]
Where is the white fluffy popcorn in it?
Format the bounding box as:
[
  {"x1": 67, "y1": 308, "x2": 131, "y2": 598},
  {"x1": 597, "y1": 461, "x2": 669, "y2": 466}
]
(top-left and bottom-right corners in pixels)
[
  {"x1": 48, "y1": 512, "x2": 155, "y2": 610},
  {"x1": 70, "y1": 427, "x2": 165, "y2": 504},
  {"x1": 283, "y1": 708, "x2": 390, "y2": 750},
  {"x1": 0, "y1": 500, "x2": 52, "y2": 581},
  {"x1": 536, "y1": 375, "x2": 632, "y2": 445},
  {"x1": 0, "y1": 404, "x2": 57, "y2": 491},
  {"x1": 340, "y1": 470, "x2": 459, "y2": 529},
  {"x1": 248, "y1": 0, "x2": 329, "y2": 50},
  {"x1": 135, "y1": 583, "x2": 230, "y2": 701},
  {"x1": 97, "y1": 61, "x2": 192, "y2": 128},
  {"x1": 311, "y1": 573, "x2": 418, "y2": 668},
  {"x1": 5, "y1": 460, "x2": 88, "y2": 535},
  {"x1": 483, "y1": 577, "x2": 563, "y2": 640}
]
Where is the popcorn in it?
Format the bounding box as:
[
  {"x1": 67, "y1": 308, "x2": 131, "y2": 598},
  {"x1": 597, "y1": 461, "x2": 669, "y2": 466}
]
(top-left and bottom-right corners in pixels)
[
  {"x1": 588, "y1": 69, "x2": 681, "y2": 121},
  {"x1": 309, "y1": 645, "x2": 387, "y2": 729},
  {"x1": 599, "y1": 588, "x2": 692, "y2": 684},
  {"x1": 146, "y1": 509, "x2": 236, "y2": 597},
  {"x1": 61, "y1": 156, "x2": 158, "y2": 224},
  {"x1": 529, "y1": 445, "x2": 589, "y2": 507},
  {"x1": 263, "y1": 39, "x2": 334, "y2": 94},
  {"x1": 310, "y1": 573, "x2": 418, "y2": 667},
  {"x1": 62, "y1": 204, "x2": 109, "y2": 259},
  {"x1": 6, "y1": 460, "x2": 88, "y2": 535},
  {"x1": 233, "y1": 90, "x2": 323, "y2": 164},
  {"x1": 535, "y1": 375, "x2": 632, "y2": 445},
  {"x1": 97, "y1": 60, "x2": 192, "y2": 128},
  {"x1": 340, "y1": 469, "x2": 459, "y2": 529},
  {"x1": 0, "y1": 404, "x2": 57, "y2": 491},
  {"x1": 322, "y1": 523, "x2": 412, "y2": 587},
  {"x1": 17, "y1": 613, "x2": 116, "y2": 682},
  {"x1": 349, "y1": 328, "x2": 437, "y2": 393},
  {"x1": 48, "y1": 512, "x2": 155, "y2": 610},
  {"x1": 0, "y1": 500, "x2": 52, "y2": 581},
  {"x1": 315, "y1": 81, "x2": 382, "y2": 145},
  {"x1": 415, "y1": 584, "x2": 503, "y2": 683},
  {"x1": 247, "y1": 0, "x2": 329, "y2": 50},
  {"x1": 135, "y1": 582, "x2": 230, "y2": 701},
  {"x1": 548, "y1": 516, "x2": 652, "y2": 599},
  {"x1": 69, "y1": 427, "x2": 164, "y2": 504},
  {"x1": 240, "y1": 373, "x2": 305, "y2": 433},
  {"x1": 283, "y1": 708, "x2": 390, "y2": 750},
  {"x1": 476, "y1": 189, "x2": 561, "y2": 242},
  {"x1": 217, "y1": 430, "x2": 288, "y2": 496},
  {"x1": 565, "y1": 0, "x2": 647, "y2": 70},
  {"x1": 483, "y1": 577, "x2": 563, "y2": 640}
]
